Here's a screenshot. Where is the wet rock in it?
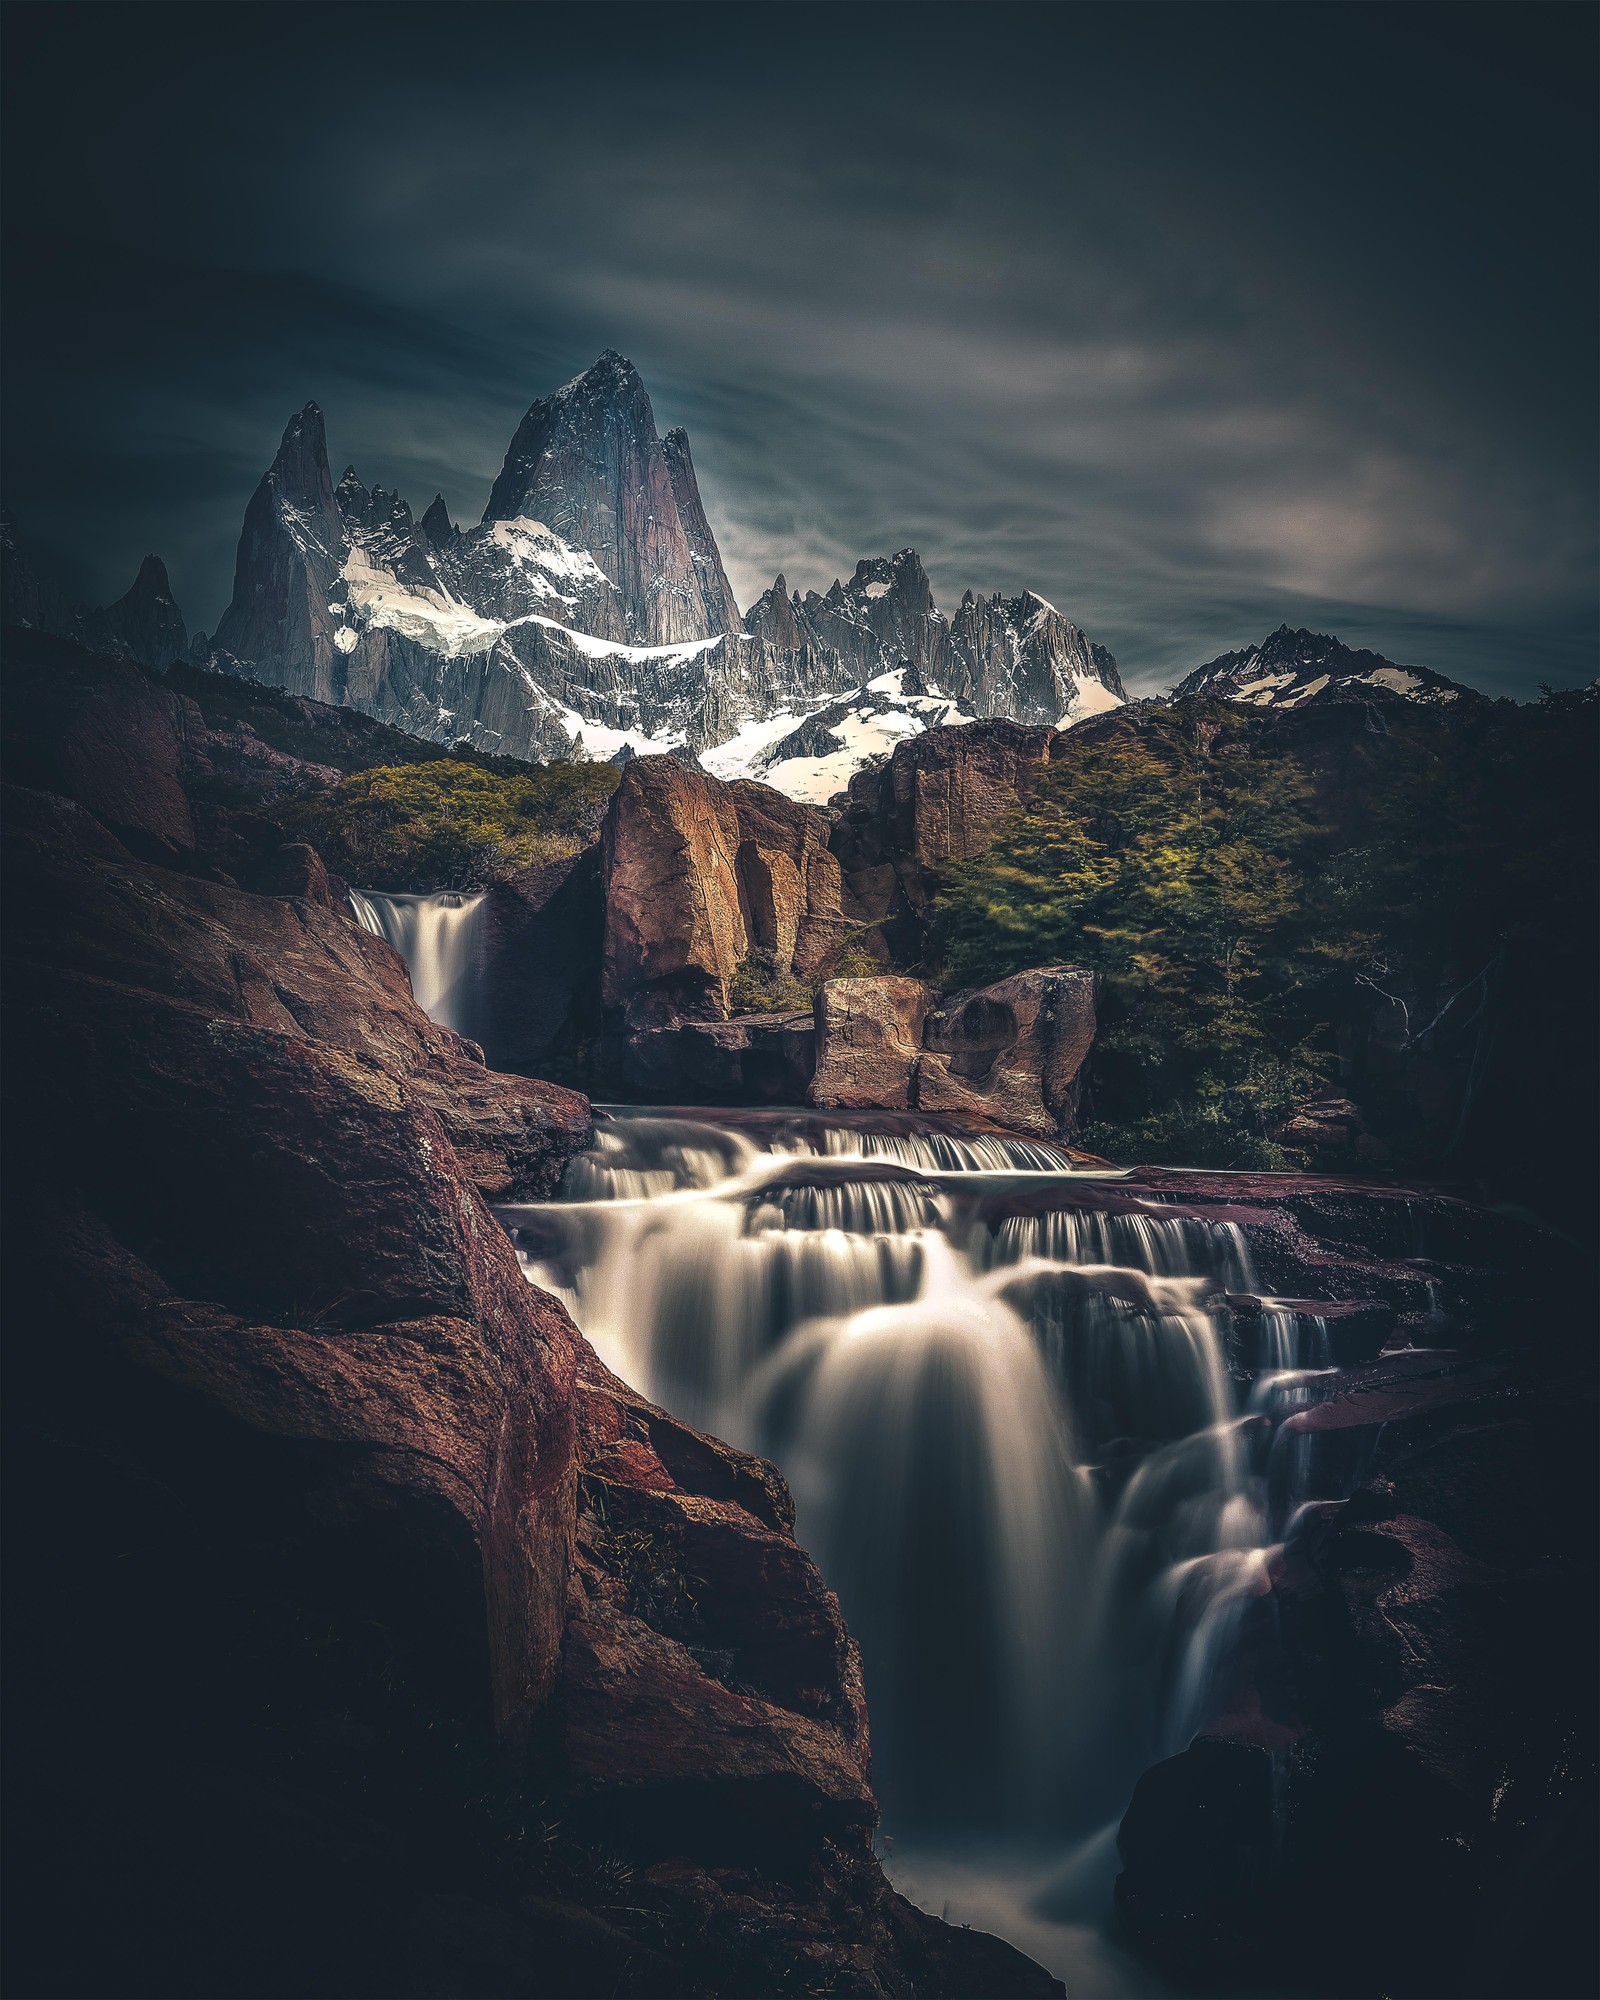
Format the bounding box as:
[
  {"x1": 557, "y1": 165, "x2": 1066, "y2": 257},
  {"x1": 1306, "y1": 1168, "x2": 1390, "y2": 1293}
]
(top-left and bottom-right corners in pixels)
[
  {"x1": 918, "y1": 967, "x2": 1097, "y2": 1139},
  {"x1": 1113, "y1": 1737, "x2": 1274, "y2": 1984},
  {"x1": 625, "y1": 1011, "x2": 815, "y2": 1104},
  {"x1": 811, "y1": 975, "x2": 935, "y2": 1110}
]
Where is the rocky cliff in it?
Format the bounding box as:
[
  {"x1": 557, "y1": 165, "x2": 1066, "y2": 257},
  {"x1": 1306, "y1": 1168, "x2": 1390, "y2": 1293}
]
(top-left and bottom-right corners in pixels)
[{"x1": 0, "y1": 634, "x2": 1060, "y2": 1999}]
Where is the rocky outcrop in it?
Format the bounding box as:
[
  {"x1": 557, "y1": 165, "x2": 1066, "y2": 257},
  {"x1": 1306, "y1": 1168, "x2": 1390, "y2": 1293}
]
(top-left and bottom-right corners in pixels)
[
  {"x1": 918, "y1": 968, "x2": 1097, "y2": 1138},
  {"x1": 1094, "y1": 1172, "x2": 1597, "y2": 2000},
  {"x1": 601, "y1": 757, "x2": 747, "y2": 1022},
  {"x1": 727, "y1": 778, "x2": 852, "y2": 982},
  {"x1": 622, "y1": 1012, "x2": 817, "y2": 1106},
  {"x1": 481, "y1": 847, "x2": 605, "y2": 1082},
  {"x1": 597, "y1": 758, "x2": 853, "y2": 1095},
  {"x1": 810, "y1": 968, "x2": 1096, "y2": 1139},
  {"x1": 810, "y1": 977, "x2": 934, "y2": 1111},
  {"x1": 2, "y1": 641, "x2": 1060, "y2": 1997}
]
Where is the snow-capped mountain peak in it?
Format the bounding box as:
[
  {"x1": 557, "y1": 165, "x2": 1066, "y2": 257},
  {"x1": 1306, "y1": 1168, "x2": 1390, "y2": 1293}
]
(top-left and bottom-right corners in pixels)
[
  {"x1": 1173, "y1": 625, "x2": 1477, "y2": 710},
  {"x1": 200, "y1": 353, "x2": 1124, "y2": 798}
]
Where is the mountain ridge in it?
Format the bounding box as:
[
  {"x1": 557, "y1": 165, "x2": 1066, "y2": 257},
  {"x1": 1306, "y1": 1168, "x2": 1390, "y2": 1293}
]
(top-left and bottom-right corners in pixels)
[
  {"x1": 193, "y1": 353, "x2": 1128, "y2": 798},
  {"x1": 3, "y1": 358, "x2": 1509, "y2": 798},
  {"x1": 1172, "y1": 622, "x2": 1478, "y2": 710}
]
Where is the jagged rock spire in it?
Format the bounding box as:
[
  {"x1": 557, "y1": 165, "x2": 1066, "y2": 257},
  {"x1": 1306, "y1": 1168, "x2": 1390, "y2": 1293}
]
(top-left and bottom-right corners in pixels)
[{"x1": 483, "y1": 352, "x2": 739, "y2": 644}]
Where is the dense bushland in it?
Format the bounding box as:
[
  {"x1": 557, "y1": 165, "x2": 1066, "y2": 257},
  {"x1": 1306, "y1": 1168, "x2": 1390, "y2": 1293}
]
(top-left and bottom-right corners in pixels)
[{"x1": 935, "y1": 690, "x2": 1598, "y2": 1174}]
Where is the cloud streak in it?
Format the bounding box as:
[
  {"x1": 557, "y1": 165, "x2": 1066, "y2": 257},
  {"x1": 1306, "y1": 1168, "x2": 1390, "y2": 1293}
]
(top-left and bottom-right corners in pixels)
[{"x1": 3, "y1": 1, "x2": 1593, "y2": 695}]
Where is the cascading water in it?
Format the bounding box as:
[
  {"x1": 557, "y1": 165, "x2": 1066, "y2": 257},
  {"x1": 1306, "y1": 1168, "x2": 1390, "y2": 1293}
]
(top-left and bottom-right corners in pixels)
[
  {"x1": 348, "y1": 887, "x2": 486, "y2": 1035},
  {"x1": 499, "y1": 1106, "x2": 1335, "y2": 1992}
]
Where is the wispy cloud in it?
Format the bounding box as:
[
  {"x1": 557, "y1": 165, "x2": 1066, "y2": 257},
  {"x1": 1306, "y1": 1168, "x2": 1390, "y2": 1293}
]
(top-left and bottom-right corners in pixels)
[{"x1": 3, "y1": 2, "x2": 1593, "y2": 695}]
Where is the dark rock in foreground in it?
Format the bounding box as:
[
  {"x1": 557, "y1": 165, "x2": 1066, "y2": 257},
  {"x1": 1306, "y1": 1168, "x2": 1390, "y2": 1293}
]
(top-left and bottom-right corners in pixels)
[
  {"x1": 1098, "y1": 1172, "x2": 1596, "y2": 2000},
  {"x1": 0, "y1": 639, "x2": 1061, "y2": 1998}
]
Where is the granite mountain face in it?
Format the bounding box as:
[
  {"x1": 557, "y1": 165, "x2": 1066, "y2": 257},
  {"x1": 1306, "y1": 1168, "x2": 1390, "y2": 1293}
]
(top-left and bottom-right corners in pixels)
[{"x1": 201, "y1": 353, "x2": 1128, "y2": 800}]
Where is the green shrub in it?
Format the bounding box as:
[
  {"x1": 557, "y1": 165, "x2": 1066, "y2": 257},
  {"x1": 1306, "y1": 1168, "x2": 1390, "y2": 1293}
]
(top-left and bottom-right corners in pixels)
[
  {"x1": 277, "y1": 757, "x2": 619, "y2": 891},
  {"x1": 827, "y1": 932, "x2": 889, "y2": 981},
  {"x1": 727, "y1": 948, "x2": 813, "y2": 1017}
]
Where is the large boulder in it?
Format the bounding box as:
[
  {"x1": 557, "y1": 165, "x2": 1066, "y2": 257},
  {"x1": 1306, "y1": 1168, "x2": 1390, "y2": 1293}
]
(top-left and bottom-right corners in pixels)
[
  {"x1": 481, "y1": 845, "x2": 604, "y2": 1081},
  {"x1": 918, "y1": 967, "x2": 1098, "y2": 1139},
  {"x1": 811, "y1": 976, "x2": 935, "y2": 1111},
  {"x1": 599, "y1": 758, "x2": 857, "y2": 1097},
  {"x1": 601, "y1": 756, "x2": 747, "y2": 1021},
  {"x1": 810, "y1": 966, "x2": 1097, "y2": 1138}
]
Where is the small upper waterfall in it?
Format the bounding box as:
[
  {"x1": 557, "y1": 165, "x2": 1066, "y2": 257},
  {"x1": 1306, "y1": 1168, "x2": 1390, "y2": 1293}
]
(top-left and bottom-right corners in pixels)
[
  {"x1": 499, "y1": 1105, "x2": 1339, "y2": 1988},
  {"x1": 349, "y1": 888, "x2": 486, "y2": 1035}
]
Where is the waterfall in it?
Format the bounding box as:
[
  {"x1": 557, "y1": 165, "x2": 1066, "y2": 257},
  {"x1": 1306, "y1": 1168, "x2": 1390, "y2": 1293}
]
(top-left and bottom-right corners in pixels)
[
  {"x1": 498, "y1": 1105, "x2": 1338, "y2": 1979},
  {"x1": 348, "y1": 888, "x2": 486, "y2": 1035}
]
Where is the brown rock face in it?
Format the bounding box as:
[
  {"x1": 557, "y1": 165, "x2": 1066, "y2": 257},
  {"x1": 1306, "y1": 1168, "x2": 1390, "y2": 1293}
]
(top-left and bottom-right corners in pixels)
[
  {"x1": 625, "y1": 1011, "x2": 817, "y2": 1104},
  {"x1": 728, "y1": 779, "x2": 851, "y2": 983},
  {"x1": 601, "y1": 756, "x2": 747, "y2": 1018},
  {"x1": 481, "y1": 846, "x2": 604, "y2": 1080},
  {"x1": 919, "y1": 967, "x2": 1098, "y2": 1139},
  {"x1": 811, "y1": 976, "x2": 935, "y2": 1111},
  {"x1": 599, "y1": 760, "x2": 854, "y2": 1096},
  {"x1": 810, "y1": 967, "x2": 1095, "y2": 1138}
]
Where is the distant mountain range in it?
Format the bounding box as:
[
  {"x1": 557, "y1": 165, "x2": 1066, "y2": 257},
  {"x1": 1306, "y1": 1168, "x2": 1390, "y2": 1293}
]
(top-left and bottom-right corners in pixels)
[
  {"x1": 1, "y1": 352, "x2": 1484, "y2": 798},
  {"x1": 1172, "y1": 623, "x2": 1477, "y2": 710}
]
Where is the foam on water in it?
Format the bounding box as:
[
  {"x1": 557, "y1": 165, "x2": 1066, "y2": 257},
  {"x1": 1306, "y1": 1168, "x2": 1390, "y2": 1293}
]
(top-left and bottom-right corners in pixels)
[{"x1": 499, "y1": 1106, "x2": 1337, "y2": 1980}]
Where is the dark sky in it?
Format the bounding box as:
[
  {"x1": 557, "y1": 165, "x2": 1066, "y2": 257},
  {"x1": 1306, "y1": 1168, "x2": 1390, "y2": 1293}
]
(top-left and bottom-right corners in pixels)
[{"x1": 4, "y1": 1, "x2": 1595, "y2": 695}]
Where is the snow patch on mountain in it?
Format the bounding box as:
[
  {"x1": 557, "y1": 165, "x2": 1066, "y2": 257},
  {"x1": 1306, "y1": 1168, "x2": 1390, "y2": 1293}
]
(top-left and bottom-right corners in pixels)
[{"x1": 1174, "y1": 625, "x2": 1477, "y2": 711}]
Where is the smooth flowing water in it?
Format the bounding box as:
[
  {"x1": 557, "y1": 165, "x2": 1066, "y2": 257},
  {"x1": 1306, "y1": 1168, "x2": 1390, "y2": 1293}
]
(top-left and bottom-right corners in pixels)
[
  {"x1": 348, "y1": 888, "x2": 486, "y2": 1036},
  {"x1": 499, "y1": 1106, "x2": 1337, "y2": 1993}
]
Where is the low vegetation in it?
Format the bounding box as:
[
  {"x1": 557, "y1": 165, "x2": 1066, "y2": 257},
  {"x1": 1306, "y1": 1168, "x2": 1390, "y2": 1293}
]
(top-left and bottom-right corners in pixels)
[
  {"x1": 935, "y1": 690, "x2": 1597, "y2": 1170},
  {"x1": 278, "y1": 757, "x2": 619, "y2": 891}
]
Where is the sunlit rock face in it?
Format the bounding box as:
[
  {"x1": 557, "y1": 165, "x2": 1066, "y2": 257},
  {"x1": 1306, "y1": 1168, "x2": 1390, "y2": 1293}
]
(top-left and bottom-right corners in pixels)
[
  {"x1": 203, "y1": 355, "x2": 1124, "y2": 792},
  {"x1": 1172, "y1": 623, "x2": 1478, "y2": 710}
]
